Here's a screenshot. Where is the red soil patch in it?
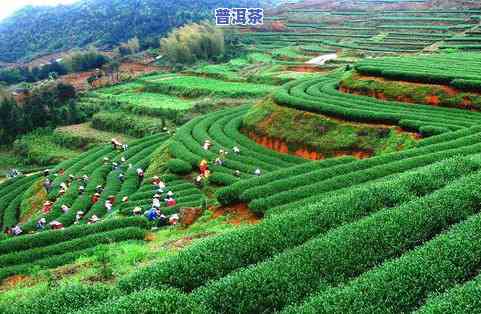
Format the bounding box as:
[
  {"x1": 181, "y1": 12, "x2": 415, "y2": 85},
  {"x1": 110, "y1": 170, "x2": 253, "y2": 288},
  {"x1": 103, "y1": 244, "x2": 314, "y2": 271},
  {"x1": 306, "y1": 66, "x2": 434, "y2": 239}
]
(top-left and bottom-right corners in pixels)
[
  {"x1": 248, "y1": 132, "x2": 374, "y2": 160},
  {"x1": 425, "y1": 95, "x2": 440, "y2": 106},
  {"x1": 60, "y1": 61, "x2": 160, "y2": 91},
  {"x1": 1, "y1": 275, "x2": 29, "y2": 290},
  {"x1": 288, "y1": 65, "x2": 327, "y2": 73},
  {"x1": 211, "y1": 203, "x2": 260, "y2": 225},
  {"x1": 347, "y1": 75, "x2": 481, "y2": 110},
  {"x1": 162, "y1": 232, "x2": 216, "y2": 250}
]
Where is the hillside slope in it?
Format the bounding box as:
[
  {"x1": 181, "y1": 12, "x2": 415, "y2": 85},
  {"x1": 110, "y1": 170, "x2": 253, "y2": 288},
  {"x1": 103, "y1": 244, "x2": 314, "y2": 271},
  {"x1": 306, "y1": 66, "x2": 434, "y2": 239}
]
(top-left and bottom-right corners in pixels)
[{"x1": 0, "y1": 0, "x2": 260, "y2": 63}]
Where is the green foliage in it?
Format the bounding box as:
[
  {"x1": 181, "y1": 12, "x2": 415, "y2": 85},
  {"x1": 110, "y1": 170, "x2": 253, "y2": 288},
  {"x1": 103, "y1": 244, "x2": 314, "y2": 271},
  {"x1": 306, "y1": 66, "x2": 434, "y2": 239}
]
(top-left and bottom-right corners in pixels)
[
  {"x1": 94, "y1": 246, "x2": 114, "y2": 280},
  {"x1": 160, "y1": 22, "x2": 225, "y2": 65},
  {"x1": 91, "y1": 111, "x2": 167, "y2": 137},
  {"x1": 0, "y1": 283, "x2": 120, "y2": 314},
  {"x1": 243, "y1": 99, "x2": 416, "y2": 158},
  {"x1": 415, "y1": 273, "x2": 481, "y2": 314},
  {"x1": 195, "y1": 161, "x2": 481, "y2": 313},
  {"x1": 284, "y1": 210, "x2": 481, "y2": 314},
  {"x1": 119, "y1": 156, "x2": 478, "y2": 294},
  {"x1": 72, "y1": 288, "x2": 212, "y2": 314},
  {"x1": 142, "y1": 75, "x2": 274, "y2": 98},
  {"x1": 0, "y1": 82, "x2": 82, "y2": 145},
  {"x1": 167, "y1": 159, "x2": 193, "y2": 175},
  {"x1": 0, "y1": 217, "x2": 148, "y2": 255},
  {"x1": 0, "y1": 0, "x2": 260, "y2": 63},
  {"x1": 273, "y1": 76, "x2": 481, "y2": 134},
  {"x1": 342, "y1": 73, "x2": 481, "y2": 110},
  {"x1": 355, "y1": 53, "x2": 481, "y2": 88},
  {"x1": 13, "y1": 129, "x2": 80, "y2": 166}
]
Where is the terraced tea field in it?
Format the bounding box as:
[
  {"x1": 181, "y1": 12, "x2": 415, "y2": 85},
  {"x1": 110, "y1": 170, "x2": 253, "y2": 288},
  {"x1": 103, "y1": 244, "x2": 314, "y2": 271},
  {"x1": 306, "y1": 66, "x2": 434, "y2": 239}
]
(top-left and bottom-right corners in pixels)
[{"x1": 4, "y1": 0, "x2": 481, "y2": 313}]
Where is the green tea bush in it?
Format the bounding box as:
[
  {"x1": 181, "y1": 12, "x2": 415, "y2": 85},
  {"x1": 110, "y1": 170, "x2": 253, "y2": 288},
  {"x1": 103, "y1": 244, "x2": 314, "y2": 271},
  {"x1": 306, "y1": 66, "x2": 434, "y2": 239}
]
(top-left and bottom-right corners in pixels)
[
  {"x1": 118, "y1": 156, "x2": 478, "y2": 293},
  {"x1": 167, "y1": 159, "x2": 193, "y2": 175},
  {"x1": 283, "y1": 211, "x2": 481, "y2": 314},
  {"x1": 194, "y1": 167, "x2": 481, "y2": 313},
  {"x1": 72, "y1": 288, "x2": 211, "y2": 314}
]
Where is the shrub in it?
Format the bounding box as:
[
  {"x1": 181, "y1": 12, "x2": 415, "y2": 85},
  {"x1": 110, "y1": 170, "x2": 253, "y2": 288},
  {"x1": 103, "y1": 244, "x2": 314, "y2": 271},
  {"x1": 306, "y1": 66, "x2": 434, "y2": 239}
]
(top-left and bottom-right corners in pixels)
[
  {"x1": 72, "y1": 288, "x2": 212, "y2": 314},
  {"x1": 283, "y1": 211, "x2": 481, "y2": 314},
  {"x1": 194, "y1": 166, "x2": 481, "y2": 313},
  {"x1": 167, "y1": 159, "x2": 193, "y2": 175},
  {"x1": 0, "y1": 283, "x2": 120, "y2": 314},
  {"x1": 117, "y1": 156, "x2": 478, "y2": 294}
]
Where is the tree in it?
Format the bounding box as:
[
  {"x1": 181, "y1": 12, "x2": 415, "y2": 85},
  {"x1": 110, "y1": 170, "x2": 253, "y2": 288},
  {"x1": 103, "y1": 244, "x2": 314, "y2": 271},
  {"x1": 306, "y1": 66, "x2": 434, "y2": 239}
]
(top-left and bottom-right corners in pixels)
[{"x1": 159, "y1": 22, "x2": 225, "y2": 65}]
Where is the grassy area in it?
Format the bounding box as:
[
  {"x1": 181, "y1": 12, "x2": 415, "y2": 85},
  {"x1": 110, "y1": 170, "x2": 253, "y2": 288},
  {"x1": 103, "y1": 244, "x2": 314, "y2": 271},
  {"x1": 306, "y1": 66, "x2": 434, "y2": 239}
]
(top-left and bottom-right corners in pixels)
[
  {"x1": 341, "y1": 72, "x2": 481, "y2": 110},
  {"x1": 243, "y1": 99, "x2": 418, "y2": 158},
  {"x1": 96, "y1": 91, "x2": 194, "y2": 110},
  {"x1": 55, "y1": 123, "x2": 136, "y2": 144},
  {"x1": 12, "y1": 131, "x2": 81, "y2": 166},
  {"x1": 0, "y1": 210, "x2": 243, "y2": 303},
  {"x1": 143, "y1": 75, "x2": 276, "y2": 98}
]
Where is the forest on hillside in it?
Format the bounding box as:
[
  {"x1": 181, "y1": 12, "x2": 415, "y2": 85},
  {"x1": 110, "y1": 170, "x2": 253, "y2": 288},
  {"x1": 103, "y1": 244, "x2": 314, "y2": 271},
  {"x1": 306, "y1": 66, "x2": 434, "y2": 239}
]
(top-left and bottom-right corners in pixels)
[{"x1": 0, "y1": 0, "x2": 261, "y2": 63}]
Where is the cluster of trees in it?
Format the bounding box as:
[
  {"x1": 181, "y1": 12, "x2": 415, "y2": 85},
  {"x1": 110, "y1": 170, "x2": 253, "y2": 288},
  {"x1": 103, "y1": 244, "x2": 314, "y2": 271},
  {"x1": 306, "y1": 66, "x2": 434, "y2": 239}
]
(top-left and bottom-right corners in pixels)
[
  {"x1": 0, "y1": 0, "x2": 260, "y2": 63},
  {"x1": 0, "y1": 49, "x2": 110, "y2": 86},
  {"x1": 160, "y1": 22, "x2": 225, "y2": 65},
  {"x1": 0, "y1": 82, "x2": 83, "y2": 144}
]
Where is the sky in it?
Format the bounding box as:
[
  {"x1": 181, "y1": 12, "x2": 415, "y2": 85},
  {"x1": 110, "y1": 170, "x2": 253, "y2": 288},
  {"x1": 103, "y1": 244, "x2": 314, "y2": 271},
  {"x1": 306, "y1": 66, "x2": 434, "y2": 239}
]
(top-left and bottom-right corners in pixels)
[{"x1": 0, "y1": 0, "x2": 78, "y2": 21}]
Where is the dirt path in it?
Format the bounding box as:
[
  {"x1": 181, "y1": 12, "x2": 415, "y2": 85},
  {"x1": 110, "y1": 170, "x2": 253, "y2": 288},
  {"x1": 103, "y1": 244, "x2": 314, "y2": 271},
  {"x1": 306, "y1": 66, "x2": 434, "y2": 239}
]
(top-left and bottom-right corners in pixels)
[{"x1": 306, "y1": 53, "x2": 337, "y2": 65}]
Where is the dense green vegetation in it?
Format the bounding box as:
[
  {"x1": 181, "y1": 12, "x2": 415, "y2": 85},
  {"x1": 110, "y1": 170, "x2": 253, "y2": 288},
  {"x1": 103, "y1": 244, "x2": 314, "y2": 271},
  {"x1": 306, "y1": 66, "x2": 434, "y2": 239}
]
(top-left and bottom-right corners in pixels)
[
  {"x1": 355, "y1": 53, "x2": 481, "y2": 91},
  {"x1": 0, "y1": 81, "x2": 81, "y2": 145},
  {"x1": 0, "y1": 0, "x2": 261, "y2": 63},
  {"x1": 3, "y1": 1, "x2": 481, "y2": 313},
  {"x1": 0, "y1": 49, "x2": 110, "y2": 85}
]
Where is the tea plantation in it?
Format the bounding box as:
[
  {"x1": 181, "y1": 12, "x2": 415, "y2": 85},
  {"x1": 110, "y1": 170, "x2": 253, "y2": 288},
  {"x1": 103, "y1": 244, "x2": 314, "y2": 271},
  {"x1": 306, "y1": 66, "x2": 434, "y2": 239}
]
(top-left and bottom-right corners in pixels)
[{"x1": 3, "y1": 0, "x2": 481, "y2": 313}]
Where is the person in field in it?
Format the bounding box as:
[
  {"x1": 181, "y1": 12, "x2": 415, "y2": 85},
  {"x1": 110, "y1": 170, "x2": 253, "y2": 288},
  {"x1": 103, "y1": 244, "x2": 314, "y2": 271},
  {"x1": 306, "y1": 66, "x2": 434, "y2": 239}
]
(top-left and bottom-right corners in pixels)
[
  {"x1": 111, "y1": 138, "x2": 122, "y2": 150},
  {"x1": 146, "y1": 207, "x2": 158, "y2": 221},
  {"x1": 95, "y1": 185, "x2": 103, "y2": 194},
  {"x1": 36, "y1": 218, "x2": 47, "y2": 231},
  {"x1": 157, "y1": 213, "x2": 169, "y2": 227},
  {"x1": 165, "y1": 197, "x2": 176, "y2": 207},
  {"x1": 43, "y1": 178, "x2": 52, "y2": 193},
  {"x1": 153, "y1": 176, "x2": 166, "y2": 192},
  {"x1": 42, "y1": 201, "x2": 53, "y2": 214},
  {"x1": 136, "y1": 168, "x2": 144, "y2": 182},
  {"x1": 75, "y1": 211, "x2": 84, "y2": 224},
  {"x1": 82, "y1": 175, "x2": 89, "y2": 184},
  {"x1": 122, "y1": 196, "x2": 129, "y2": 203},
  {"x1": 233, "y1": 146, "x2": 240, "y2": 154},
  {"x1": 203, "y1": 139, "x2": 212, "y2": 151},
  {"x1": 105, "y1": 200, "x2": 113, "y2": 213},
  {"x1": 61, "y1": 205, "x2": 70, "y2": 214},
  {"x1": 194, "y1": 175, "x2": 204, "y2": 187},
  {"x1": 199, "y1": 160, "x2": 208, "y2": 176},
  {"x1": 43, "y1": 169, "x2": 50, "y2": 177},
  {"x1": 12, "y1": 225, "x2": 23, "y2": 235},
  {"x1": 88, "y1": 215, "x2": 99, "y2": 224},
  {"x1": 118, "y1": 172, "x2": 125, "y2": 183},
  {"x1": 152, "y1": 176, "x2": 161, "y2": 186},
  {"x1": 234, "y1": 170, "x2": 241, "y2": 177},
  {"x1": 78, "y1": 185, "x2": 85, "y2": 195},
  {"x1": 169, "y1": 214, "x2": 179, "y2": 225},
  {"x1": 67, "y1": 175, "x2": 75, "y2": 186},
  {"x1": 132, "y1": 206, "x2": 142, "y2": 216},
  {"x1": 59, "y1": 182, "x2": 68, "y2": 196},
  {"x1": 152, "y1": 194, "x2": 161, "y2": 209},
  {"x1": 50, "y1": 220, "x2": 64, "y2": 230},
  {"x1": 255, "y1": 168, "x2": 261, "y2": 176},
  {"x1": 91, "y1": 193, "x2": 101, "y2": 204},
  {"x1": 214, "y1": 157, "x2": 224, "y2": 166}
]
